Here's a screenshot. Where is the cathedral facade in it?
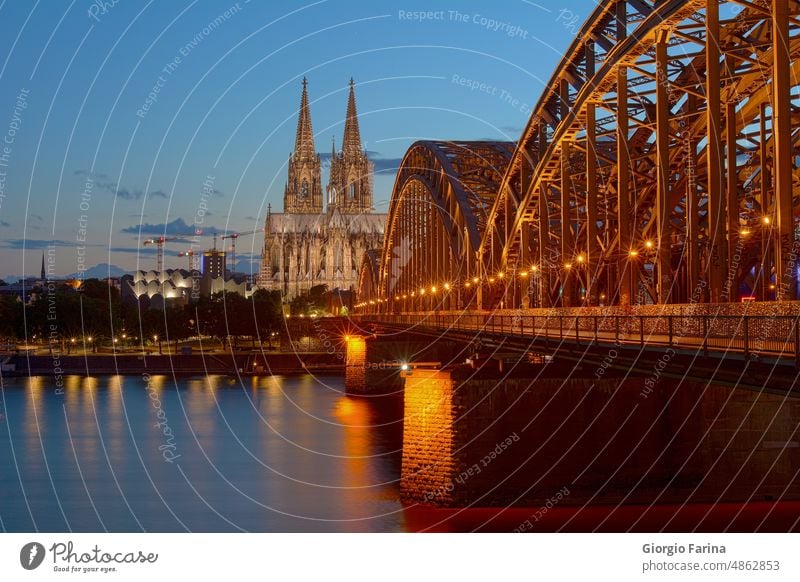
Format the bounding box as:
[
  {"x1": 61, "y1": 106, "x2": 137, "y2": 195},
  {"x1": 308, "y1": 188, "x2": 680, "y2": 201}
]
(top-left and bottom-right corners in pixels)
[{"x1": 258, "y1": 79, "x2": 386, "y2": 301}]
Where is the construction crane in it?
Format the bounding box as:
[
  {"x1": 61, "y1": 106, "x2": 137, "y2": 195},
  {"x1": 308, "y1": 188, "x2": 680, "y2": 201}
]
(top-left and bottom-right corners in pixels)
[
  {"x1": 177, "y1": 250, "x2": 196, "y2": 271},
  {"x1": 142, "y1": 236, "x2": 178, "y2": 273},
  {"x1": 221, "y1": 228, "x2": 263, "y2": 274}
]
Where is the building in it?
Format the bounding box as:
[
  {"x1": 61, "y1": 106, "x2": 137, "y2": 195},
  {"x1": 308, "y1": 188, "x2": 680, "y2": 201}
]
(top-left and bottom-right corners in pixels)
[
  {"x1": 258, "y1": 78, "x2": 386, "y2": 301},
  {"x1": 122, "y1": 249, "x2": 253, "y2": 309},
  {"x1": 201, "y1": 249, "x2": 226, "y2": 280}
]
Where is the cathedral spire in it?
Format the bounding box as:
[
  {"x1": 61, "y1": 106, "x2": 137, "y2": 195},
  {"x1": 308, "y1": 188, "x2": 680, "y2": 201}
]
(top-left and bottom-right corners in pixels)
[
  {"x1": 342, "y1": 78, "x2": 362, "y2": 158},
  {"x1": 294, "y1": 77, "x2": 316, "y2": 160}
]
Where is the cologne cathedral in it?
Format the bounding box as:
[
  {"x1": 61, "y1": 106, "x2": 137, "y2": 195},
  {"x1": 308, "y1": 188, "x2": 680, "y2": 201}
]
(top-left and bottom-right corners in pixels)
[{"x1": 258, "y1": 78, "x2": 386, "y2": 300}]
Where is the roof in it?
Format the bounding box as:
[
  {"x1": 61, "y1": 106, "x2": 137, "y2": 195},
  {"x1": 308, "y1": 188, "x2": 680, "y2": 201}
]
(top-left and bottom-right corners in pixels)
[{"x1": 267, "y1": 211, "x2": 386, "y2": 235}]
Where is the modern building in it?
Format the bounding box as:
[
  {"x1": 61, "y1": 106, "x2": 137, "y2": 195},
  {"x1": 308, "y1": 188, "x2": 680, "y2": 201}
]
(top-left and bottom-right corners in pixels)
[
  {"x1": 122, "y1": 248, "x2": 253, "y2": 308},
  {"x1": 258, "y1": 78, "x2": 386, "y2": 301}
]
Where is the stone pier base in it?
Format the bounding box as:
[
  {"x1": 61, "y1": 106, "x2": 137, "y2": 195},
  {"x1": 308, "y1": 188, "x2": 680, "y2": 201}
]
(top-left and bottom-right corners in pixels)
[
  {"x1": 345, "y1": 336, "x2": 467, "y2": 395},
  {"x1": 401, "y1": 367, "x2": 800, "y2": 507}
]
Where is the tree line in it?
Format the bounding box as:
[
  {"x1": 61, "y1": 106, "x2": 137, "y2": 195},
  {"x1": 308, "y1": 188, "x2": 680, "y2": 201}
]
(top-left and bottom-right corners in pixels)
[{"x1": 0, "y1": 279, "x2": 284, "y2": 350}]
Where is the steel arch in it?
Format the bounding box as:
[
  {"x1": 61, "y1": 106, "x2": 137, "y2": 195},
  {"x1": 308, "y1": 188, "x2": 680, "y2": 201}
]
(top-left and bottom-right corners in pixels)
[
  {"x1": 367, "y1": 140, "x2": 514, "y2": 312},
  {"x1": 481, "y1": 0, "x2": 800, "y2": 308}
]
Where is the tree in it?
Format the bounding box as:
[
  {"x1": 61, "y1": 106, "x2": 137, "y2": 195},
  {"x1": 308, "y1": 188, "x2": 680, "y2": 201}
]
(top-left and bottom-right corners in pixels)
[
  {"x1": 289, "y1": 284, "x2": 327, "y2": 316},
  {"x1": 0, "y1": 295, "x2": 22, "y2": 340}
]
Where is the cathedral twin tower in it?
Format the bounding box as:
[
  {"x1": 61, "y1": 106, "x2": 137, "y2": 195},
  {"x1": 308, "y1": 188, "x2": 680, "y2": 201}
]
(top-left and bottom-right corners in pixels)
[
  {"x1": 259, "y1": 78, "x2": 386, "y2": 300},
  {"x1": 283, "y1": 77, "x2": 374, "y2": 214}
]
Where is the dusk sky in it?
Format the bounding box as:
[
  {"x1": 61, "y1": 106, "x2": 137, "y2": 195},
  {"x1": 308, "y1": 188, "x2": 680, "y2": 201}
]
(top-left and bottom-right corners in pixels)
[{"x1": 0, "y1": 0, "x2": 589, "y2": 279}]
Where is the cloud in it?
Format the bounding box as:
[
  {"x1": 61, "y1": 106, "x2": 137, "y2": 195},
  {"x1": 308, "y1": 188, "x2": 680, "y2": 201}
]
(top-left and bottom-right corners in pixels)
[
  {"x1": 115, "y1": 187, "x2": 144, "y2": 200},
  {"x1": 0, "y1": 221, "x2": 10, "y2": 227},
  {"x1": 0, "y1": 238, "x2": 74, "y2": 249},
  {"x1": 74, "y1": 169, "x2": 166, "y2": 200},
  {"x1": 121, "y1": 217, "x2": 225, "y2": 236},
  {"x1": 318, "y1": 151, "x2": 402, "y2": 173},
  {"x1": 149, "y1": 190, "x2": 168, "y2": 199},
  {"x1": 372, "y1": 157, "x2": 403, "y2": 172},
  {"x1": 109, "y1": 245, "x2": 183, "y2": 256},
  {"x1": 75, "y1": 169, "x2": 108, "y2": 180}
]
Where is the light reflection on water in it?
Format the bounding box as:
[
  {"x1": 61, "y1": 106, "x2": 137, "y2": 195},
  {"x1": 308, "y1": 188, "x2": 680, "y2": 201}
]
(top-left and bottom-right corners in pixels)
[{"x1": 0, "y1": 374, "x2": 405, "y2": 532}]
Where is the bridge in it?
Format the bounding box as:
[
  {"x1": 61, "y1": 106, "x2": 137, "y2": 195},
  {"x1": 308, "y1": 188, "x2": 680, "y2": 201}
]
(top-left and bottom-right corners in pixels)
[
  {"x1": 340, "y1": 0, "x2": 800, "y2": 511},
  {"x1": 352, "y1": 0, "x2": 800, "y2": 354}
]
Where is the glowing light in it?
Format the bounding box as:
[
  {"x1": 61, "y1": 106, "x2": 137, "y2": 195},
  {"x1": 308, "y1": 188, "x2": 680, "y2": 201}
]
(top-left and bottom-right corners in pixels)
[
  {"x1": 431, "y1": 286, "x2": 437, "y2": 293},
  {"x1": 629, "y1": 250, "x2": 639, "y2": 258},
  {"x1": 344, "y1": 335, "x2": 351, "y2": 341},
  {"x1": 531, "y1": 265, "x2": 538, "y2": 272},
  {"x1": 763, "y1": 216, "x2": 771, "y2": 225},
  {"x1": 419, "y1": 288, "x2": 426, "y2": 295},
  {"x1": 497, "y1": 272, "x2": 505, "y2": 279},
  {"x1": 152, "y1": 335, "x2": 157, "y2": 342},
  {"x1": 402, "y1": 294, "x2": 408, "y2": 299},
  {"x1": 520, "y1": 271, "x2": 529, "y2": 278},
  {"x1": 464, "y1": 282, "x2": 471, "y2": 288},
  {"x1": 400, "y1": 363, "x2": 409, "y2": 371},
  {"x1": 472, "y1": 277, "x2": 479, "y2": 284},
  {"x1": 644, "y1": 240, "x2": 654, "y2": 249},
  {"x1": 564, "y1": 263, "x2": 572, "y2": 270},
  {"x1": 70, "y1": 338, "x2": 76, "y2": 343},
  {"x1": 443, "y1": 283, "x2": 451, "y2": 291},
  {"x1": 576, "y1": 254, "x2": 585, "y2": 263},
  {"x1": 740, "y1": 228, "x2": 752, "y2": 237},
  {"x1": 489, "y1": 277, "x2": 495, "y2": 283}
]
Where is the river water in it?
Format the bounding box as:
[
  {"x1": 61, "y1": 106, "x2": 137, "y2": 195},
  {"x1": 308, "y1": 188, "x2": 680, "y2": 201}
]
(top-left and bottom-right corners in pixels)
[
  {"x1": 3, "y1": 374, "x2": 799, "y2": 533},
  {"x1": 0, "y1": 374, "x2": 406, "y2": 532}
]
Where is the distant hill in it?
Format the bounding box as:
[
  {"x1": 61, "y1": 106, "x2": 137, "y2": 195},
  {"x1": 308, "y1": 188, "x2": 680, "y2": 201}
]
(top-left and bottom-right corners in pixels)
[{"x1": 65, "y1": 263, "x2": 127, "y2": 279}]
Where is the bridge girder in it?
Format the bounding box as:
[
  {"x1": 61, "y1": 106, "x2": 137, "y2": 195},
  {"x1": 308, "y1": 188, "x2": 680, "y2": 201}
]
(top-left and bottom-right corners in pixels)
[
  {"x1": 480, "y1": 0, "x2": 800, "y2": 309},
  {"x1": 359, "y1": 141, "x2": 513, "y2": 312}
]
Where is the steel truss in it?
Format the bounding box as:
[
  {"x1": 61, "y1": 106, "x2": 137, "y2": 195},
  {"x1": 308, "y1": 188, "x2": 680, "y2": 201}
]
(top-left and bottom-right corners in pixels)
[{"x1": 358, "y1": 0, "x2": 800, "y2": 313}]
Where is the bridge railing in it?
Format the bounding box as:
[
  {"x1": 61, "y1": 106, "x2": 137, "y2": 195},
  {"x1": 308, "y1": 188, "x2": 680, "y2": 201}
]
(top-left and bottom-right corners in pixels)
[{"x1": 357, "y1": 312, "x2": 800, "y2": 364}]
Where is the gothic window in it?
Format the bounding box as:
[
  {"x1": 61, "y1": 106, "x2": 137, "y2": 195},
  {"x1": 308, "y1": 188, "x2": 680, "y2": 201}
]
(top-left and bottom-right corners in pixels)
[
  {"x1": 301, "y1": 179, "x2": 309, "y2": 198},
  {"x1": 349, "y1": 182, "x2": 356, "y2": 200},
  {"x1": 335, "y1": 241, "x2": 343, "y2": 270}
]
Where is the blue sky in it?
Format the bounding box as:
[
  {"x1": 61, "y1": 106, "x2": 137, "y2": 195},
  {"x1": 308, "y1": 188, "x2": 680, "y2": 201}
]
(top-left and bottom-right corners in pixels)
[{"x1": 0, "y1": 0, "x2": 589, "y2": 278}]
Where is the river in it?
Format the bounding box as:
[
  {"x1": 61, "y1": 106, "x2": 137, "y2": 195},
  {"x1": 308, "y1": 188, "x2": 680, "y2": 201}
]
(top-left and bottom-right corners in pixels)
[{"x1": 0, "y1": 374, "x2": 406, "y2": 532}]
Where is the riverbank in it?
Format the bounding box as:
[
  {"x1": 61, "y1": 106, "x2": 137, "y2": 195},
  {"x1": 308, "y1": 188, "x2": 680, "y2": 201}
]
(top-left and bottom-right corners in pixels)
[{"x1": 4, "y1": 352, "x2": 344, "y2": 377}]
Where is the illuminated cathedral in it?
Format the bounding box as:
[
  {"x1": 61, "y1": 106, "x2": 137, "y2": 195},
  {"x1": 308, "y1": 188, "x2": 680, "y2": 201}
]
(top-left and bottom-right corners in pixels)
[{"x1": 258, "y1": 78, "x2": 385, "y2": 300}]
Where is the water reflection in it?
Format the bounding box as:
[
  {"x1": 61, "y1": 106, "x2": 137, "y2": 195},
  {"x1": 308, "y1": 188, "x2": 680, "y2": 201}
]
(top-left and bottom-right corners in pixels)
[{"x1": 0, "y1": 374, "x2": 405, "y2": 532}]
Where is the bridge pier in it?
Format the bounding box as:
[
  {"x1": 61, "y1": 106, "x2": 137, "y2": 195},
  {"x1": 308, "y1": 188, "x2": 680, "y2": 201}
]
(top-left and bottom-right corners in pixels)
[
  {"x1": 400, "y1": 366, "x2": 800, "y2": 507},
  {"x1": 344, "y1": 334, "x2": 466, "y2": 395}
]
